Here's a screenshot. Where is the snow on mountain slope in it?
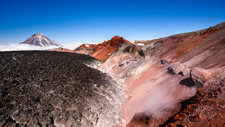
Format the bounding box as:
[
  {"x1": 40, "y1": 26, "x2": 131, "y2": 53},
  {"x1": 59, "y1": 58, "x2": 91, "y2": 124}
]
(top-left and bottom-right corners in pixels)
[{"x1": 20, "y1": 33, "x2": 61, "y2": 47}]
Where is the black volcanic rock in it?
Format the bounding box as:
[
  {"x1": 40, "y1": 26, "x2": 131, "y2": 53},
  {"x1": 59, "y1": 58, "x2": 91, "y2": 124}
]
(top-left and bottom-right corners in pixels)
[
  {"x1": 20, "y1": 33, "x2": 61, "y2": 47},
  {"x1": 0, "y1": 51, "x2": 123, "y2": 127}
]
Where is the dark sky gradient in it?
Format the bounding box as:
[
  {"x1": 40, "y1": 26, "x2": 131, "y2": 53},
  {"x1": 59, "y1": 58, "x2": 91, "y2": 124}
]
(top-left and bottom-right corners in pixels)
[{"x1": 0, "y1": 0, "x2": 225, "y2": 44}]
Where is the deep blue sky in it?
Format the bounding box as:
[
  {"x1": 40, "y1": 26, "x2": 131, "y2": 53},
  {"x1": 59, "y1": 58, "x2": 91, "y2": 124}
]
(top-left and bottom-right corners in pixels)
[{"x1": 0, "y1": 0, "x2": 225, "y2": 44}]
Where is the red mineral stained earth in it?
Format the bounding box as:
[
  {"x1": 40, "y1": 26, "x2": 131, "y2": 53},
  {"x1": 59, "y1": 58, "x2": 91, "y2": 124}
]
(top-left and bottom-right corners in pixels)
[
  {"x1": 74, "y1": 22, "x2": 225, "y2": 127},
  {"x1": 74, "y1": 36, "x2": 133, "y2": 62}
]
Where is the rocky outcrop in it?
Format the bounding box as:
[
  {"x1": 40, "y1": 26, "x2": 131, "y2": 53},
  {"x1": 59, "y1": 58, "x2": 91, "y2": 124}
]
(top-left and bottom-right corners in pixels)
[
  {"x1": 74, "y1": 44, "x2": 97, "y2": 55},
  {"x1": 74, "y1": 36, "x2": 133, "y2": 62},
  {"x1": 162, "y1": 77, "x2": 225, "y2": 127}
]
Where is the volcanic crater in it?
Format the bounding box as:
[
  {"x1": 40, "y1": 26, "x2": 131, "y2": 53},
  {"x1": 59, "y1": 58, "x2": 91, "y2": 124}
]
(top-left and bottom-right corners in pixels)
[{"x1": 1, "y1": 22, "x2": 225, "y2": 127}]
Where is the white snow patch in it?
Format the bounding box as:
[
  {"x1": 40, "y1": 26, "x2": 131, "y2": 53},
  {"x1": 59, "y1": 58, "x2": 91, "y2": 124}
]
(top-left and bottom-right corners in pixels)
[
  {"x1": 136, "y1": 43, "x2": 144, "y2": 46},
  {"x1": 114, "y1": 115, "x2": 119, "y2": 119}
]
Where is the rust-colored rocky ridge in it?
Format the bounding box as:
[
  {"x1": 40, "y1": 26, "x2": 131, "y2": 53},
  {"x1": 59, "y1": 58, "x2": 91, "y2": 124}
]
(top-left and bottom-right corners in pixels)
[
  {"x1": 76, "y1": 22, "x2": 225, "y2": 127},
  {"x1": 74, "y1": 36, "x2": 133, "y2": 62}
]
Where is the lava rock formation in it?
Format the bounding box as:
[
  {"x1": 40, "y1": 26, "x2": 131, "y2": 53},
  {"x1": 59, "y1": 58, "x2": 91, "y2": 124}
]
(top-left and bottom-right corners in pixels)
[{"x1": 0, "y1": 51, "x2": 123, "y2": 127}]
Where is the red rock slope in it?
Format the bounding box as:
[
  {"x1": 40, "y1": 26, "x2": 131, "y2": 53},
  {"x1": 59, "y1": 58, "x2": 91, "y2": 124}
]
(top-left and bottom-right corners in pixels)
[
  {"x1": 74, "y1": 22, "x2": 225, "y2": 127},
  {"x1": 74, "y1": 36, "x2": 133, "y2": 62}
]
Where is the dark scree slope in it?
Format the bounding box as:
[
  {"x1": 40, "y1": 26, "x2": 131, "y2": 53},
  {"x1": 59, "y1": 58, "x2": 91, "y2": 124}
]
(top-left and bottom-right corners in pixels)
[{"x1": 0, "y1": 51, "x2": 123, "y2": 127}]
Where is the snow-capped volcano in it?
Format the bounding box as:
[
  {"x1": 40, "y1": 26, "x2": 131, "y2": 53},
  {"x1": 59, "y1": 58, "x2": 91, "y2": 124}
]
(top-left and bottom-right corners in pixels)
[{"x1": 20, "y1": 33, "x2": 61, "y2": 47}]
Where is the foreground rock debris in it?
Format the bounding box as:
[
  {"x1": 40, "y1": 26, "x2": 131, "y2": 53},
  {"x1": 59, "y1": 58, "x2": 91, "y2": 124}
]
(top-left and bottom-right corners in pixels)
[
  {"x1": 0, "y1": 51, "x2": 124, "y2": 127},
  {"x1": 1, "y1": 22, "x2": 225, "y2": 127}
]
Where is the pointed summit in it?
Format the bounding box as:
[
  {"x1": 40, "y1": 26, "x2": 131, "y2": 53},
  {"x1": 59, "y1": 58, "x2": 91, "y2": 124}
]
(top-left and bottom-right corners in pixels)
[
  {"x1": 32, "y1": 33, "x2": 44, "y2": 37},
  {"x1": 20, "y1": 33, "x2": 61, "y2": 47}
]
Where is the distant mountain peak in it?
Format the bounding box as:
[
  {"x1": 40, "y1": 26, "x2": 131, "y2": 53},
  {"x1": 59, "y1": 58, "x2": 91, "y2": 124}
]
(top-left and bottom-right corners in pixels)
[
  {"x1": 20, "y1": 33, "x2": 61, "y2": 47},
  {"x1": 32, "y1": 33, "x2": 44, "y2": 37}
]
